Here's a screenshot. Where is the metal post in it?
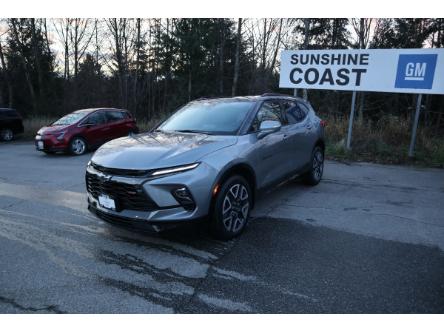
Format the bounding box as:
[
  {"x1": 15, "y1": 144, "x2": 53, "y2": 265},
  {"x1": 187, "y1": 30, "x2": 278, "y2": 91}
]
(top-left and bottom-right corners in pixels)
[
  {"x1": 293, "y1": 89, "x2": 298, "y2": 97},
  {"x1": 408, "y1": 94, "x2": 423, "y2": 158},
  {"x1": 346, "y1": 91, "x2": 357, "y2": 150}
]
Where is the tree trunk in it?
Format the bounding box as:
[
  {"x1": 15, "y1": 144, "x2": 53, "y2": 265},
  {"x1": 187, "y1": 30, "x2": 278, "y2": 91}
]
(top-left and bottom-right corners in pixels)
[
  {"x1": 357, "y1": 18, "x2": 366, "y2": 123},
  {"x1": 232, "y1": 18, "x2": 242, "y2": 97},
  {"x1": 30, "y1": 19, "x2": 44, "y2": 99},
  {"x1": 303, "y1": 18, "x2": 310, "y2": 100},
  {"x1": 133, "y1": 18, "x2": 141, "y2": 114},
  {"x1": 270, "y1": 19, "x2": 283, "y2": 74},
  {"x1": 0, "y1": 39, "x2": 13, "y2": 108},
  {"x1": 64, "y1": 19, "x2": 70, "y2": 80},
  {"x1": 188, "y1": 68, "x2": 192, "y2": 102},
  {"x1": 218, "y1": 19, "x2": 225, "y2": 96},
  {"x1": 163, "y1": 18, "x2": 170, "y2": 113}
]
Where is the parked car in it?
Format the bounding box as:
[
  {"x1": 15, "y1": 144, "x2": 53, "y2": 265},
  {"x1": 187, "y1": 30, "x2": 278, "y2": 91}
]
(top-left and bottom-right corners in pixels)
[
  {"x1": 35, "y1": 108, "x2": 138, "y2": 155},
  {"x1": 0, "y1": 108, "x2": 24, "y2": 141},
  {"x1": 86, "y1": 94, "x2": 326, "y2": 239}
]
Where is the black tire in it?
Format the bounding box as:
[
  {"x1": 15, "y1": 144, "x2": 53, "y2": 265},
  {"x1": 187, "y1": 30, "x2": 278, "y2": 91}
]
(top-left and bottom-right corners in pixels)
[
  {"x1": 302, "y1": 145, "x2": 324, "y2": 186},
  {"x1": 210, "y1": 175, "x2": 252, "y2": 240},
  {"x1": 0, "y1": 128, "x2": 14, "y2": 141},
  {"x1": 69, "y1": 137, "x2": 88, "y2": 155}
]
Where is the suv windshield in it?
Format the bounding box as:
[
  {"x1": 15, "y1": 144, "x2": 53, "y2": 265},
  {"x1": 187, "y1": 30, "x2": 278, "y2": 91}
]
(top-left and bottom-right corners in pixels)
[
  {"x1": 159, "y1": 100, "x2": 254, "y2": 135},
  {"x1": 52, "y1": 112, "x2": 88, "y2": 126}
]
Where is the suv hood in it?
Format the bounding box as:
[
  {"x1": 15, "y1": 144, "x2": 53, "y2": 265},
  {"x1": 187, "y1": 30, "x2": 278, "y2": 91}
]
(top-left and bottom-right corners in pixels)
[{"x1": 91, "y1": 131, "x2": 238, "y2": 170}]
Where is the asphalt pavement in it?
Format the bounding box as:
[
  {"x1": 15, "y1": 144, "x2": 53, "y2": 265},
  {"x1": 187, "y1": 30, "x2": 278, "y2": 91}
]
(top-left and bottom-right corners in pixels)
[{"x1": 0, "y1": 142, "x2": 443, "y2": 313}]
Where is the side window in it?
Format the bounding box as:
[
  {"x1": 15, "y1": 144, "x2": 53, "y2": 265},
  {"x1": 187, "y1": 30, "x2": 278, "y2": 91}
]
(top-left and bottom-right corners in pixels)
[
  {"x1": 283, "y1": 100, "x2": 308, "y2": 124},
  {"x1": 297, "y1": 102, "x2": 310, "y2": 120},
  {"x1": 105, "y1": 111, "x2": 125, "y2": 123},
  {"x1": 283, "y1": 101, "x2": 302, "y2": 124},
  {"x1": 250, "y1": 100, "x2": 284, "y2": 132},
  {"x1": 84, "y1": 112, "x2": 106, "y2": 126}
]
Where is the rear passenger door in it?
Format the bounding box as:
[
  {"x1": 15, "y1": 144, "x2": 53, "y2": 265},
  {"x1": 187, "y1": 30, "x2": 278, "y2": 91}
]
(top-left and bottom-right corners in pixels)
[
  {"x1": 282, "y1": 100, "x2": 311, "y2": 171},
  {"x1": 104, "y1": 110, "x2": 128, "y2": 139}
]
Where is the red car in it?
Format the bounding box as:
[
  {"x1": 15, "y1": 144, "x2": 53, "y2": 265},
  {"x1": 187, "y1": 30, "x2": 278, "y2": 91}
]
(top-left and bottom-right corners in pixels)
[{"x1": 35, "y1": 108, "x2": 139, "y2": 155}]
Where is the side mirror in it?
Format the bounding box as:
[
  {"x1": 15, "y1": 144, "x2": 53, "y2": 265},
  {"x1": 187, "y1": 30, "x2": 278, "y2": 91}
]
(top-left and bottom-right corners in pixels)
[{"x1": 257, "y1": 120, "x2": 282, "y2": 139}]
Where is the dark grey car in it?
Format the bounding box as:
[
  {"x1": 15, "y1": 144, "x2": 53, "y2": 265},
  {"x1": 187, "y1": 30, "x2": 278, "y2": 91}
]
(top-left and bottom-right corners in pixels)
[{"x1": 86, "y1": 94, "x2": 326, "y2": 239}]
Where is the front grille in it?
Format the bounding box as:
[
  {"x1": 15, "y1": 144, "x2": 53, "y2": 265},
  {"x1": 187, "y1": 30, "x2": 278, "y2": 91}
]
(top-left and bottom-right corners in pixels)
[
  {"x1": 86, "y1": 172, "x2": 158, "y2": 212},
  {"x1": 91, "y1": 162, "x2": 150, "y2": 177}
]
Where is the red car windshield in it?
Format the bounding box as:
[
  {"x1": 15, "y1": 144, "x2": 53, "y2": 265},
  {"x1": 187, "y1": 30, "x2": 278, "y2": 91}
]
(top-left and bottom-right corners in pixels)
[{"x1": 52, "y1": 112, "x2": 88, "y2": 126}]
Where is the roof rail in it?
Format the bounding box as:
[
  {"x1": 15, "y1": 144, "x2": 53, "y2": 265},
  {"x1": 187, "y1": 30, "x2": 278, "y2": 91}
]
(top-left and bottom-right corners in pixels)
[
  {"x1": 260, "y1": 93, "x2": 292, "y2": 97},
  {"x1": 194, "y1": 96, "x2": 219, "y2": 101}
]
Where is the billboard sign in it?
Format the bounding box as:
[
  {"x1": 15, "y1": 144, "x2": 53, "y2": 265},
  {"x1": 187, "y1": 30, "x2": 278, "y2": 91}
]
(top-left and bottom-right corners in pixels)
[{"x1": 279, "y1": 48, "x2": 444, "y2": 94}]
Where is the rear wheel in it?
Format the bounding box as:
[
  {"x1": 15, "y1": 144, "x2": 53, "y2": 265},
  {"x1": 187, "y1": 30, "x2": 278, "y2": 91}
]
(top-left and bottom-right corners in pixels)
[
  {"x1": 210, "y1": 175, "x2": 252, "y2": 240},
  {"x1": 0, "y1": 128, "x2": 14, "y2": 141},
  {"x1": 69, "y1": 137, "x2": 87, "y2": 155},
  {"x1": 302, "y1": 145, "x2": 324, "y2": 186}
]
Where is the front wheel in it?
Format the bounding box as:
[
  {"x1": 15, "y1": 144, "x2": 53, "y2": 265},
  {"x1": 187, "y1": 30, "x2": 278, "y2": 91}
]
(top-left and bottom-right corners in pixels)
[
  {"x1": 302, "y1": 145, "x2": 324, "y2": 186},
  {"x1": 210, "y1": 175, "x2": 252, "y2": 240},
  {"x1": 0, "y1": 128, "x2": 14, "y2": 141},
  {"x1": 69, "y1": 137, "x2": 87, "y2": 155}
]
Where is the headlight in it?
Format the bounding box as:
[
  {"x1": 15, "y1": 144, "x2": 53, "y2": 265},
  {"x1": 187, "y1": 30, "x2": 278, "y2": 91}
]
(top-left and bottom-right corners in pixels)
[
  {"x1": 56, "y1": 131, "x2": 66, "y2": 140},
  {"x1": 151, "y1": 163, "x2": 200, "y2": 176}
]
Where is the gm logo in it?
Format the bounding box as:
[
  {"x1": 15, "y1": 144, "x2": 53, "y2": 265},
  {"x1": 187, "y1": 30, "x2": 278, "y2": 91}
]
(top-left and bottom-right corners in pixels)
[{"x1": 395, "y1": 54, "x2": 437, "y2": 89}]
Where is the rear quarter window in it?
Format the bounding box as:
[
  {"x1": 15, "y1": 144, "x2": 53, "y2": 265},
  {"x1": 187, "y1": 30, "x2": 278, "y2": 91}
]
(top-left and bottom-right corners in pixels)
[{"x1": 106, "y1": 111, "x2": 125, "y2": 122}]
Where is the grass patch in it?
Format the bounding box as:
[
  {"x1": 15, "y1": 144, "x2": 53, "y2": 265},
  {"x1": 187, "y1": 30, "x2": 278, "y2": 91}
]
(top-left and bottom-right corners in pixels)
[
  {"x1": 323, "y1": 114, "x2": 444, "y2": 168},
  {"x1": 22, "y1": 117, "x2": 57, "y2": 140}
]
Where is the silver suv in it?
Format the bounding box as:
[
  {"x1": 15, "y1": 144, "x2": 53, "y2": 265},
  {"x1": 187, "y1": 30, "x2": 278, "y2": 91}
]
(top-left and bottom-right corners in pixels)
[{"x1": 86, "y1": 94, "x2": 326, "y2": 239}]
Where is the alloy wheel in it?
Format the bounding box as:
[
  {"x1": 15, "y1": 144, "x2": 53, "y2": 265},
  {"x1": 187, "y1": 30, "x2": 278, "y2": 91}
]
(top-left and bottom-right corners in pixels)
[
  {"x1": 312, "y1": 148, "x2": 324, "y2": 181},
  {"x1": 221, "y1": 183, "x2": 250, "y2": 233},
  {"x1": 71, "y1": 138, "x2": 86, "y2": 155},
  {"x1": 1, "y1": 129, "x2": 13, "y2": 141}
]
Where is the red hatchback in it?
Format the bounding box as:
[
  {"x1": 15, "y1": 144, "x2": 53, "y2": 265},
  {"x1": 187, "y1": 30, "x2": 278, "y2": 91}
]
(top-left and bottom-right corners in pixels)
[{"x1": 35, "y1": 108, "x2": 139, "y2": 155}]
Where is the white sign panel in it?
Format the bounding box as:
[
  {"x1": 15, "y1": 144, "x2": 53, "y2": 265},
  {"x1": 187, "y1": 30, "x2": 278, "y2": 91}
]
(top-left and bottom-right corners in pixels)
[{"x1": 279, "y1": 48, "x2": 444, "y2": 94}]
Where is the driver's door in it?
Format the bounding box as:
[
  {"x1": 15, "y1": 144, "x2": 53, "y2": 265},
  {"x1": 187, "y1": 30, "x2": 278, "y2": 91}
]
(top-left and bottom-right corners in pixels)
[{"x1": 250, "y1": 100, "x2": 289, "y2": 188}]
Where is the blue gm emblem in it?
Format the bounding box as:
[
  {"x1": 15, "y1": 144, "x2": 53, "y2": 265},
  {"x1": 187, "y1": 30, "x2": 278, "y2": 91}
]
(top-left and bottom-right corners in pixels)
[{"x1": 395, "y1": 54, "x2": 437, "y2": 89}]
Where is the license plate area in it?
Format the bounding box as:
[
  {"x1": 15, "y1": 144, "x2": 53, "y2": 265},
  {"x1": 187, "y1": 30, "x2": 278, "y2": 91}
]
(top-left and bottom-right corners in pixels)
[
  {"x1": 37, "y1": 141, "x2": 44, "y2": 150},
  {"x1": 98, "y1": 194, "x2": 116, "y2": 210}
]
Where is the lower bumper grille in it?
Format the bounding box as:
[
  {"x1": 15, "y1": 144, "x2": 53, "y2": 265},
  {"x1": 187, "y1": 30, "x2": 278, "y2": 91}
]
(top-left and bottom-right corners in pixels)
[{"x1": 86, "y1": 172, "x2": 158, "y2": 212}]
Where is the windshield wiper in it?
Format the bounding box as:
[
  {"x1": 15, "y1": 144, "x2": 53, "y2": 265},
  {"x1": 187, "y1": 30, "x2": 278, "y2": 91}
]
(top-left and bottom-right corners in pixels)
[{"x1": 175, "y1": 129, "x2": 213, "y2": 135}]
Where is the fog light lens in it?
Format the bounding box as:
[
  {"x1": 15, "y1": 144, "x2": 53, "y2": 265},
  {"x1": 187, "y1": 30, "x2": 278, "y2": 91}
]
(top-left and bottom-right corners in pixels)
[{"x1": 172, "y1": 187, "x2": 195, "y2": 211}]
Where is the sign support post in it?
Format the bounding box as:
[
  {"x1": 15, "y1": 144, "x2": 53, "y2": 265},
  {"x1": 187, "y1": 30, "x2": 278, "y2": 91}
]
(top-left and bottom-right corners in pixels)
[
  {"x1": 408, "y1": 94, "x2": 423, "y2": 158},
  {"x1": 346, "y1": 91, "x2": 357, "y2": 150}
]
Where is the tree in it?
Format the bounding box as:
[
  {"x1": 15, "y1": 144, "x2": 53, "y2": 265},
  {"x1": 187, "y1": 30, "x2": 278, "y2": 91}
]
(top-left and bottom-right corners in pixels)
[
  {"x1": 7, "y1": 18, "x2": 55, "y2": 115},
  {"x1": 232, "y1": 18, "x2": 242, "y2": 96}
]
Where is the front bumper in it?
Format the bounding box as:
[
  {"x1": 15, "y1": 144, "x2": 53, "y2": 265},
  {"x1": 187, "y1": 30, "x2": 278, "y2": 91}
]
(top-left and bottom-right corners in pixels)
[
  {"x1": 85, "y1": 162, "x2": 218, "y2": 226},
  {"x1": 87, "y1": 203, "x2": 203, "y2": 232},
  {"x1": 35, "y1": 134, "x2": 69, "y2": 152}
]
